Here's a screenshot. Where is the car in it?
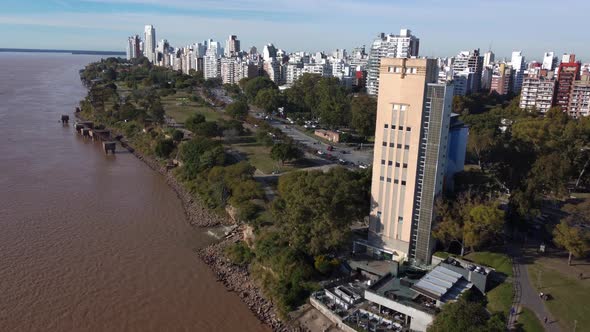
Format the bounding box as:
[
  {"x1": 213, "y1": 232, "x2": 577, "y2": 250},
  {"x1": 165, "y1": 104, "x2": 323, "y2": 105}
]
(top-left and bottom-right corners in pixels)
[
  {"x1": 358, "y1": 164, "x2": 368, "y2": 169},
  {"x1": 317, "y1": 150, "x2": 324, "y2": 155},
  {"x1": 327, "y1": 145, "x2": 334, "y2": 151}
]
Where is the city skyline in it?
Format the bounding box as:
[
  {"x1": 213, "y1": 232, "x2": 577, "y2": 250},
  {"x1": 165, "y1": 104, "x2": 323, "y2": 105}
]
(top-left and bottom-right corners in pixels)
[{"x1": 1, "y1": 0, "x2": 589, "y2": 61}]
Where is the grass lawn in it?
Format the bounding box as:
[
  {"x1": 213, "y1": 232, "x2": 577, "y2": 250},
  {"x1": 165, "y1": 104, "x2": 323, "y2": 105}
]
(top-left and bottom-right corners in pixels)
[
  {"x1": 486, "y1": 282, "x2": 513, "y2": 315},
  {"x1": 231, "y1": 139, "x2": 295, "y2": 174},
  {"x1": 162, "y1": 93, "x2": 226, "y2": 123},
  {"x1": 528, "y1": 263, "x2": 590, "y2": 331},
  {"x1": 517, "y1": 307, "x2": 543, "y2": 332},
  {"x1": 465, "y1": 251, "x2": 513, "y2": 277}
]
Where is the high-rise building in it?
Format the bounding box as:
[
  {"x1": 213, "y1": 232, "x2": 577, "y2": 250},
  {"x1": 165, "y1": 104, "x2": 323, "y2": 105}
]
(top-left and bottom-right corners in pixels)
[
  {"x1": 204, "y1": 40, "x2": 222, "y2": 79},
  {"x1": 366, "y1": 29, "x2": 420, "y2": 96},
  {"x1": 221, "y1": 57, "x2": 258, "y2": 84},
  {"x1": 542, "y1": 52, "x2": 557, "y2": 71},
  {"x1": 519, "y1": 71, "x2": 556, "y2": 113},
  {"x1": 263, "y1": 58, "x2": 281, "y2": 83},
  {"x1": 555, "y1": 59, "x2": 581, "y2": 111},
  {"x1": 368, "y1": 58, "x2": 453, "y2": 264},
  {"x1": 510, "y1": 51, "x2": 526, "y2": 93},
  {"x1": 568, "y1": 76, "x2": 590, "y2": 117},
  {"x1": 562, "y1": 53, "x2": 576, "y2": 64},
  {"x1": 225, "y1": 35, "x2": 240, "y2": 57},
  {"x1": 490, "y1": 63, "x2": 513, "y2": 95},
  {"x1": 143, "y1": 25, "x2": 156, "y2": 63},
  {"x1": 263, "y1": 44, "x2": 277, "y2": 61},
  {"x1": 483, "y1": 51, "x2": 495, "y2": 67},
  {"x1": 126, "y1": 35, "x2": 141, "y2": 60},
  {"x1": 451, "y1": 49, "x2": 483, "y2": 94}
]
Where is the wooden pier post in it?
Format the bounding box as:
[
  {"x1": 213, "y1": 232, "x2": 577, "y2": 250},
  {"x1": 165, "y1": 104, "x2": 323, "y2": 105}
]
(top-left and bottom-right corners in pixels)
[{"x1": 103, "y1": 142, "x2": 116, "y2": 155}]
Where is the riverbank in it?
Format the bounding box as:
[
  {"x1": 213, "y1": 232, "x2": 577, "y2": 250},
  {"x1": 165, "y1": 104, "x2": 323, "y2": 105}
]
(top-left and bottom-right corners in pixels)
[{"x1": 75, "y1": 113, "x2": 289, "y2": 331}]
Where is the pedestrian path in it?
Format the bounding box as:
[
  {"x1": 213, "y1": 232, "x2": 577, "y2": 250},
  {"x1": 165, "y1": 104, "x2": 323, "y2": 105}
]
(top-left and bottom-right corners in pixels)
[{"x1": 508, "y1": 246, "x2": 561, "y2": 332}]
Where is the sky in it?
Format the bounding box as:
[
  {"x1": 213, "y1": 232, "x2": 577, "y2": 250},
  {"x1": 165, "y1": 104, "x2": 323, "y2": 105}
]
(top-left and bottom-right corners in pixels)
[{"x1": 0, "y1": 0, "x2": 588, "y2": 61}]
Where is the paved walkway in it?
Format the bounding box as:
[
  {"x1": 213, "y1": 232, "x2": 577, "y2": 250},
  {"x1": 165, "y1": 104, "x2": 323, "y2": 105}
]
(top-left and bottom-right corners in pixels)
[{"x1": 508, "y1": 246, "x2": 561, "y2": 332}]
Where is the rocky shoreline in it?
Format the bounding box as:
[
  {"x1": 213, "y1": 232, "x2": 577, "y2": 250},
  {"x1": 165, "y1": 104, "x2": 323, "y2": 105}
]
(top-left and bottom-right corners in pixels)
[
  {"x1": 77, "y1": 117, "x2": 289, "y2": 331},
  {"x1": 198, "y1": 233, "x2": 291, "y2": 332}
]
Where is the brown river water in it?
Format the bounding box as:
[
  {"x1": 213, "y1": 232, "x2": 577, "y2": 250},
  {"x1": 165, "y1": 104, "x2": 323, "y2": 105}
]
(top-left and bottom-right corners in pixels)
[{"x1": 0, "y1": 53, "x2": 267, "y2": 332}]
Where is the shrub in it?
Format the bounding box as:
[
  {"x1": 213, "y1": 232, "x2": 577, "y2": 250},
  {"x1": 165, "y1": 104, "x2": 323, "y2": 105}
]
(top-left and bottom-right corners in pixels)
[
  {"x1": 172, "y1": 129, "x2": 184, "y2": 142},
  {"x1": 225, "y1": 242, "x2": 255, "y2": 267},
  {"x1": 154, "y1": 139, "x2": 175, "y2": 158}
]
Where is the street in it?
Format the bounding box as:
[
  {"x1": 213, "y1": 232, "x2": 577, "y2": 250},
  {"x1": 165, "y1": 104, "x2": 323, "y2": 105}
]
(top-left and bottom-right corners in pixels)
[{"x1": 266, "y1": 119, "x2": 374, "y2": 167}]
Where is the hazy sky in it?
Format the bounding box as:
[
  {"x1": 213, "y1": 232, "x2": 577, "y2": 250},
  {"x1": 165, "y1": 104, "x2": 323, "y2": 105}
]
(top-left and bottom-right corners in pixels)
[{"x1": 1, "y1": 0, "x2": 588, "y2": 61}]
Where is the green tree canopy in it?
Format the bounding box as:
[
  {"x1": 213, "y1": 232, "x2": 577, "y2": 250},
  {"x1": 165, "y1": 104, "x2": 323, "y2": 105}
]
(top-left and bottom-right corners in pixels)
[
  {"x1": 254, "y1": 88, "x2": 283, "y2": 114},
  {"x1": 273, "y1": 168, "x2": 370, "y2": 256},
  {"x1": 428, "y1": 292, "x2": 505, "y2": 332},
  {"x1": 243, "y1": 76, "x2": 277, "y2": 101},
  {"x1": 225, "y1": 100, "x2": 249, "y2": 119},
  {"x1": 554, "y1": 199, "x2": 590, "y2": 265},
  {"x1": 350, "y1": 94, "x2": 377, "y2": 137},
  {"x1": 178, "y1": 138, "x2": 225, "y2": 180},
  {"x1": 185, "y1": 113, "x2": 206, "y2": 132},
  {"x1": 270, "y1": 142, "x2": 303, "y2": 165}
]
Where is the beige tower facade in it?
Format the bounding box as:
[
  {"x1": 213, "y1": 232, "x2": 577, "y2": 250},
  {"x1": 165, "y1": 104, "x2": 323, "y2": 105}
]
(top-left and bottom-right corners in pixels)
[{"x1": 368, "y1": 58, "x2": 453, "y2": 264}]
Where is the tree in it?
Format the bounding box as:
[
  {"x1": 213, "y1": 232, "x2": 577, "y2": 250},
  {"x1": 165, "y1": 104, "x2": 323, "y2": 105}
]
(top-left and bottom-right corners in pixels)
[
  {"x1": 184, "y1": 113, "x2": 206, "y2": 132},
  {"x1": 350, "y1": 95, "x2": 377, "y2": 137},
  {"x1": 270, "y1": 142, "x2": 303, "y2": 165},
  {"x1": 243, "y1": 77, "x2": 277, "y2": 101},
  {"x1": 148, "y1": 99, "x2": 165, "y2": 124},
  {"x1": 254, "y1": 88, "x2": 282, "y2": 114},
  {"x1": 316, "y1": 78, "x2": 350, "y2": 128},
  {"x1": 225, "y1": 100, "x2": 249, "y2": 119},
  {"x1": 554, "y1": 199, "x2": 590, "y2": 265},
  {"x1": 192, "y1": 121, "x2": 220, "y2": 138},
  {"x1": 428, "y1": 292, "x2": 504, "y2": 332},
  {"x1": 467, "y1": 128, "x2": 495, "y2": 171},
  {"x1": 464, "y1": 203, "x2": 505, "y2": 252},
  {"x1": 273, "y1": 168, "x2": 370, "y2": 256},
  {"x1": 172, "y1": 129, "x2": 184, "y2": 142},
  {"x1": 154, "y1": 138, "x2": 175, "y2": 158},
  {"x1": 178, "y1": 138, "x2": 225, "y2": 180},
  {"x1": 256, "y1": 130, "x2": 274, "y2": 147}
]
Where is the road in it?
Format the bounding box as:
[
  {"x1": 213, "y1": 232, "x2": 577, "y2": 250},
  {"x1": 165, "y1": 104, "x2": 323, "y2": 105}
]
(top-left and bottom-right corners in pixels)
[{"x1": 266, "y1": 119, "x2": 374, "y2": 167}]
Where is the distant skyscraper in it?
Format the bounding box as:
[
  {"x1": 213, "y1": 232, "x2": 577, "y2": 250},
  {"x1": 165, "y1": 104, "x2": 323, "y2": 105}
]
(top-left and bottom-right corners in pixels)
[
  {"x1": 368, "y1": 58, "x2": 453, "y2": 264},
  {"x1": 562, "y1": 53, "x2": 576, "y2": 64},
  {"x1": 366, "y1": 29, "x2": 420, "y2": 96},
  {"x1": 126, "y1": 35, "x2": 141, "y2": 60},
  {"x1": 225, "y1": 35, "x2": 240, "y2": 57},
  {"x1": 510, "y1": 51, "x2": 526, "y2": 93},
  {"x1": 483, "y1": 51, "x2": 495, "y2": 67},
  {"x1": 556, "y1": 57, "x2": 580, "y2": 112},
  {"x1": 452, "y1": 49, "x2": 483, "y2": 94},
  {"x1": 491, "y1": 63, "x2": 513, "y2": 95},
  {"x1": 204, "y1": 40, "x2": 222, "y2": 79},
  {"x1": 262, "y1": 44, "x2": 277, "y2": 61},
  {"x1": 542, "y1": 52, "x2": 557, "y2": 71},
  {"x1": 144, "y1": 25, "x2": 156, "y2": 63}
]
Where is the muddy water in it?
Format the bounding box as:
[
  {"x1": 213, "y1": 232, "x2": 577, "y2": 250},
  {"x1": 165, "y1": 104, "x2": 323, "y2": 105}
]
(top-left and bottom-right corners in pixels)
[{"x1": 0, "y1": 53, "x2": 267, "y2": 332}]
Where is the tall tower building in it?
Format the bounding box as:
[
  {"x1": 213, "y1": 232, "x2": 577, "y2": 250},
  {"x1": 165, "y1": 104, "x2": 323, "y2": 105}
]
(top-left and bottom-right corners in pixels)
[
  {"x1": 510, "y1": 51, "x2": 526, "y2": 93},
  {"x1": 225, "y1": 35, "x2": 241, "y2": 57},
  {"x1": 542, "y1": 52, "x2": 557, "y2": 71},
  {"x1": 144, "y1": 25, "x2": 156, "y2": 63},
  {"x1": 555, "y1": 57, "x2": 581, "y2": 111},
  {"x1": 368, "y1": 58, "x2": 453, "y2": 264},
  {"x1": 366, "y1": 29, "x2": 420, "y2": 96},
  {"x1": 483, "y1": 51, "x2": 495, "y2": 67}
]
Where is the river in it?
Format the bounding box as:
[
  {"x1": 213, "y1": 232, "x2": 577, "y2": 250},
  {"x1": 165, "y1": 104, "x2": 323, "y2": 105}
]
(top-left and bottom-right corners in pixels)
[{"x1": 0, "y1": 52, "x2": 267, "y2": 332}]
